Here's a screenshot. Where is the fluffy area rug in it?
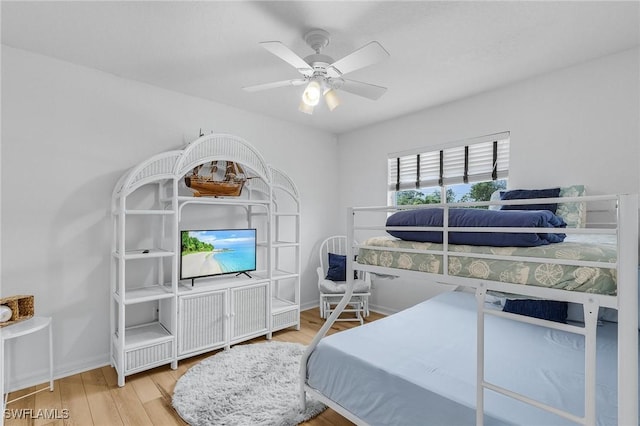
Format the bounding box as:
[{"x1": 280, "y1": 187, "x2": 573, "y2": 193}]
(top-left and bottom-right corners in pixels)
[{"x1": 172, "y1": 341, "x2": 326, "y2": 425}]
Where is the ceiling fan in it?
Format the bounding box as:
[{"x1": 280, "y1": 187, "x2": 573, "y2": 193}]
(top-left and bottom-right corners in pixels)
[{"x1": 242, "y1": 29, "x2": 390, "y2": 114}]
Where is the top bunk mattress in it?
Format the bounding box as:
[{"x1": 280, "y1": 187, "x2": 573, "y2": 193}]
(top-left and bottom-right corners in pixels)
[
  {"x1": 306, "y1": 291, "x2": 636, "y2": 426},
  {"x1": 357, "y1": 235, "x2": 617, "y2": 294}
]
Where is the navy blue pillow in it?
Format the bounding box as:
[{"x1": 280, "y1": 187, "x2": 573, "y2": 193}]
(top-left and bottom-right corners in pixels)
[
  {"x1": 386, "y1": 208, "x2": 566, "y2": 247},
  {"x1": 326, "y1": 253, "x2": 347, "y2": 281},
  {"x1": 325, "y1": 253, "x2": 359, "y2": 281},
  {"x1": 500, "y1": 188, "x2": 561, "y2": 213},
  {"x1": 503, "y1": 299, "x2": 568, "y2": 323}
]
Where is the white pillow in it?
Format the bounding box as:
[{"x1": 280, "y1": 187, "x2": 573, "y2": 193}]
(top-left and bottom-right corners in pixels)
[{"x1": 488, "y1": 189, "x2": 503, "y2": 211}]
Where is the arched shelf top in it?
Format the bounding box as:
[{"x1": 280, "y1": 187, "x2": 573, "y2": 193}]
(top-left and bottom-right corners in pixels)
[
  {"x1": 174, "y1": 133, "x2": 271, "y2": 183},
  {"x1": 113, "y1": 133, "x2": 273, "y2": 199},
  {"x1": 246, "y1": 177, "x2": 271, "y2": 199},
  {"x1": 270, "y1": 166, "x2": 299, "y2": 199},
  {"x1": 113, "y1": 150, "x2": 183, "y2": 198}
]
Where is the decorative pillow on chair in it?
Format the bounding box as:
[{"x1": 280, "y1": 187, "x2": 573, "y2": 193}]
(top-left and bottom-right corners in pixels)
[
  {"x1": 326, "y1": 253, "x2": 360, "y2": 281},
  {"x1": 500, "y1": 188, "x2": 561, "y2": 213},
  {"x1": 503, "y1": 299, "x2": 568, "y2": 323},
  {"x1": 326, "y1": 253, "x2": 347, "y2": 281}
]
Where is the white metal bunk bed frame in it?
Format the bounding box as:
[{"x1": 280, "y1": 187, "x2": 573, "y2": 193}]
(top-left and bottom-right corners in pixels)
[{"x1": 301, "y1": 194, "x2": 638, "y2": 426}]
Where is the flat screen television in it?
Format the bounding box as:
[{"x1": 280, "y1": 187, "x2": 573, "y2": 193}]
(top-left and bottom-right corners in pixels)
[{"x1": 180, "y1": 229, "x2": 257, "y2": 282}]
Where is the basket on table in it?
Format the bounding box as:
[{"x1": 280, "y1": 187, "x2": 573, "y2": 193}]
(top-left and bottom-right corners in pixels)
[{"x1": 0, "y1": 295, "x2": 34, "y2": 327}]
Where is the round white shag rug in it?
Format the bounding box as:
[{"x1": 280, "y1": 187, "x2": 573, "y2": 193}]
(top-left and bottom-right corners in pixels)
[{"x1": 172, "y1": 341, "x2": 326, "y2": 426}]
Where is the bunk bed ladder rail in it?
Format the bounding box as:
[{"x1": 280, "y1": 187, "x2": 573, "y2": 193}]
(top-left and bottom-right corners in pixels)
[
  {"x1": 617, "y1": 193, "x2": 639, "y2": 425},
  {"x1": 475, "y1": 285, "x2": 600, "y2": 425},
  {"x1": 474, "y1": 193, "x2": 638, "y2": 426},
  {"x1": 300, "y1": 208, "x2": 359, "y2": 411}
]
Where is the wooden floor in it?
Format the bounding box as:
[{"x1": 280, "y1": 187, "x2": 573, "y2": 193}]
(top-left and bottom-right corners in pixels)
[{"x1": 5, "y1": 309, "x2": 385, "y2": 426}]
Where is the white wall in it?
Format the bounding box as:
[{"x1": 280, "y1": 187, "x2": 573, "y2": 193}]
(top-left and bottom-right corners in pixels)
[
  {"x1": 338, "y1": 48, "x2": 640, "y2": 313},
  {"x1": 1, "y1": 46, "x2": 339, "y2": 389},
  {"x1": 3, "y1": 44, "x2": 638, "y2": 389}
]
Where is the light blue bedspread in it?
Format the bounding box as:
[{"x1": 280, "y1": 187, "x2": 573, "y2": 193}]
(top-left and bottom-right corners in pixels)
[{"x1": 307, "y1": 291, "x2": 638, "y2": 425}]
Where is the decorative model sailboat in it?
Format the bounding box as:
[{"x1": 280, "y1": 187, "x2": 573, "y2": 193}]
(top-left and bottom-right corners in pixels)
[{"x1": 184, "y1": 160, "x2": 247, "y2": 197}]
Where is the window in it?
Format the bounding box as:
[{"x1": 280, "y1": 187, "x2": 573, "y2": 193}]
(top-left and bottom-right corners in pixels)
[{"x1": 388, "y1": 132, "x2": 510, "y2": 206}]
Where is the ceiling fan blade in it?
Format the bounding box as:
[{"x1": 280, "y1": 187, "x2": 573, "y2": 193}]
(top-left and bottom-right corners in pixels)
[
  {"x1": 260, "y1": 41, "x2": 314, "y2": 76},
  {"x1": 339, "y1": 79, "x2": 388, "y2": 100},
  {"x1": 327, "y1": 41, "x2": 390, "y2": 78},
  {"x1": 242, "y1": 79, "x2": 307, "y2": 92}
]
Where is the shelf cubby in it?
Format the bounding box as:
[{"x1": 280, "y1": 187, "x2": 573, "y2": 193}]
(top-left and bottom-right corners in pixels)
[
  {"x1": 120, "y1": 249, "x2": 175, "y2": 260},
  {"x1": 124, "y1": 209, "x2": 175, "y2": 215},
  {"x1": 122, "y1": 285, "x2": 173, "y2": 304}
]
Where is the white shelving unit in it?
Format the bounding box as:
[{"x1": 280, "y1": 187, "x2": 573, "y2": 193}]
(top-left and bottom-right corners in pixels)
[
  {"x1": 269, "y1": 167, "x2": 301, "y2": 332},
  {"x1": 110, "y1": 133, "x2": 300, "y2": 386}
]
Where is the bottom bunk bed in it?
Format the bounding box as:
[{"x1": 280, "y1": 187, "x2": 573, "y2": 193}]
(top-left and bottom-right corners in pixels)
[
  {"x1": 306, "y1": 290, "x2": 636, "y2": 425},
  {"x1": 301, "y1": 193, "x2": 638, "y2": 425}
]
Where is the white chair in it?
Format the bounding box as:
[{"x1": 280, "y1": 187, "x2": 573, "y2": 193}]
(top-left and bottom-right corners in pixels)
[{"x1": 317, "y1": 236, "x2": 371, "y2": 325}]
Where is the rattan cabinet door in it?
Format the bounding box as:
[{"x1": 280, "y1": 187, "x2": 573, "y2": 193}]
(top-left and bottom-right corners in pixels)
[
  {"x1": 178, "y1": 290, "x2": 227, "y2": 356},
  {"x1": 230, "y1": 282, "x2": 268, "y2": 343}
]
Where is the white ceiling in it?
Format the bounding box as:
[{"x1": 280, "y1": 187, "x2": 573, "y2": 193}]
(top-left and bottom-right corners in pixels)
[{"x1": 2, "y1": 1, "x2": 639, "y2": 135}]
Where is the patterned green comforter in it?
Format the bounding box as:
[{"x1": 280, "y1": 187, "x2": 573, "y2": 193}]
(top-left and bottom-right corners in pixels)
[{"x1": 357, "y1": 236, "x2": 618, "y2": 295}]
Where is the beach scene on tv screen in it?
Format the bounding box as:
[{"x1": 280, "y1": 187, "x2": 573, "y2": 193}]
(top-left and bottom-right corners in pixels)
[{"x1": 181, "y1": 229, "x2": 256, "y2": 279}]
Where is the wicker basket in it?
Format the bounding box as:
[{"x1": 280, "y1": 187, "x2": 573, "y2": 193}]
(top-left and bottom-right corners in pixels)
[{"x1": 0, "y1": 295, "x2": 35, "y2": 327}]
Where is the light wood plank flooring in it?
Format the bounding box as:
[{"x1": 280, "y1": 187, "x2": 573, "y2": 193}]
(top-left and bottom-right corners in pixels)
[{"x1": 5, "y1": 309, "x2": 385, "y2": 426}]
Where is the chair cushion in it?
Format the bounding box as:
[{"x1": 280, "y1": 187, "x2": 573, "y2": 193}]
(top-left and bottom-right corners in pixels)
[{"x1": 319, "y1": 278, "x2": 370, "y2": 294}]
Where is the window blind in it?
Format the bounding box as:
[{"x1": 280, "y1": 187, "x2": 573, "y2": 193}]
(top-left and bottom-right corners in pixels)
[{"x1": 388, "y1": 133, "x2": 510, "y2": 191}]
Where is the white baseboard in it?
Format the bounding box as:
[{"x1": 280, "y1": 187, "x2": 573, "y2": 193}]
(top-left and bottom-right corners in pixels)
[
  {"x1": 368, "y1": 304, "x2": 398, "y2": 316},
  {"x1": 301, "y1": 299, "x2": 395, "y2": 317},
  {"x1": 6, "y1": 354, "x2": 110, "y2": 393},
  {"x1": 300, "y1": 300, "x2": 319, "y2": 312},
  {"x1": 301, "y1": 299, "x2": 394, "y2": 317}
]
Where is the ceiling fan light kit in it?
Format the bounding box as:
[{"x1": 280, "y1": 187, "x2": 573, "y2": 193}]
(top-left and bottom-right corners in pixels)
[
  {"x1": 243, "y1": 28, "x2": 389, "y2": 114},
  {"x1": 298, "y1": 99, "x2": 314, "y2": 115},
  {"x1": 302, "y1": 79, "x2": 322, "y2": 106},
  {"x1": 299, "y1": 80, "x2": 341, "y2": 114},
  {"x1": 323, "y1": 88, "x2": 340, "y2": 112}
]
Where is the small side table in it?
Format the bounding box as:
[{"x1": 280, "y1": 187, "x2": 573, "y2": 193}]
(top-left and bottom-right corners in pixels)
[{"x1": 1, "y1": 316, "x2": 54, "y2": 407}]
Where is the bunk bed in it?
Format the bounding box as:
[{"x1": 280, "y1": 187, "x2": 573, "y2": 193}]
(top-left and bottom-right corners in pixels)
[{"x1": 300, "y1": 193, "x2": 639, "y2": 425}]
